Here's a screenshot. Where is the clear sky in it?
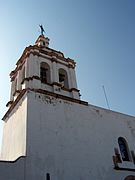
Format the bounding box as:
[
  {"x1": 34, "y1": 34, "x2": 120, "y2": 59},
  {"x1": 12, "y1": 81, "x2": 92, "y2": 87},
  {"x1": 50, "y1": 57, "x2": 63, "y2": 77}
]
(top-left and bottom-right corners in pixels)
[{"x1": 0, "y1": 0, "x2": 135, "y2": 145}]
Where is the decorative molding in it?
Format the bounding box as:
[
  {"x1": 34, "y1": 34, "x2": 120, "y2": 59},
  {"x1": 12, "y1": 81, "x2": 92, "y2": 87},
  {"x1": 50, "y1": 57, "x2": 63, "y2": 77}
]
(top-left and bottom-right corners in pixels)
[
  {"x1": 114, "y1": 148, "x2": 122, "y2": 163},
  {"x1": 113, "y1": 155, "x2": 135, "y2": 172},
  {"x1": 70, "y1": 88, "x2": 80, "y2": 92},
  {"x1": 112, "y1": 147, "x2": 135, "y2": 172},
  {"x1": 0, "y1": 156, "x2": 26, "y2": 163},
  {"x1": 30, "y1": 51, "x2": 75, "y2": 69},
  {"x1": 114, "y1": 166, "x2": 135, "y2": 172},
  {"x1": 68, "y1": 64, "x2": 74, "y2": 68},
  {"x1": 2, "y1": 89, "x2": 27, "y2": 121},
  {"x1": 2, "y1": 88, "x2": 88, "y2": 121},
  {"x1": 21, "y1": 77, "x2": 80, "y2": 93},
  {"x1": 10, "y1": 45, "x2": 76, "y2": 80},
  {"x1": 30, "y1": 88, "x2": 88, "y2": 106},
  {"x1": 13, "y1": 90, "x2": 21, "y2": 97},
  {"x1": 52, "y1": 82, "x2": 62, "y2": 87},
  {"x1": 51, "y1": 56, "x2": 57, "y2": 63},
  {"x1": 10, "y1": 58, "x2": 27, "y2": 81},
  {"x1": 21, "y1": 76, "x2": 40, "y2": 84},
  {"x1": 61, "y1": 86, "x2": 70, "y2": 92},
  {"x1": 21, "y1": 76, "x2": 53, "y2": 87},
  {"x1": 21, "y1": 79, "x2": 80, "y2": 93},
  {"x1": 41, "y1": 81, "x2": 52, "y2": 86},
  {"x1": 16, "y1": 47, "x2": 31, "y2": 66},
  {"x1": 6, "y1": 101, "x2": 13, "y2": 107},
  {"x1": 52, "y1": 82, "x2": 80, "y2": 92}
]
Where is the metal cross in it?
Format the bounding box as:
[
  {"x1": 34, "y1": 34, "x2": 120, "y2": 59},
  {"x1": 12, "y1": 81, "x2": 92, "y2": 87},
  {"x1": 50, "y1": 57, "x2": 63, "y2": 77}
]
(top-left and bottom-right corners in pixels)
[{"x1": 39, "y1": 25, "x2": 45, "y2": 35}]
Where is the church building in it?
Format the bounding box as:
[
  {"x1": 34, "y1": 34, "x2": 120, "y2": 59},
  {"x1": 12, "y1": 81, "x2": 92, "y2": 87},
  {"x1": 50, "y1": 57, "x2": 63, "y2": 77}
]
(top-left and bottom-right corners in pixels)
[{"x1": 0, "y1": 30, "x2": 135, "y2": 180}]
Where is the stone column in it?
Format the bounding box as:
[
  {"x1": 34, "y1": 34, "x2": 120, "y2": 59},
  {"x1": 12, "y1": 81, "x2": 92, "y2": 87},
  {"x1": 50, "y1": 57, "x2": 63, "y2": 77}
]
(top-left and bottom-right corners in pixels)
[
  {"x1": 17, "y1": 70, "x2": 22, "y2": 90},
  {"x1": 52, "y1": 57, "x2": 58, "y2": 83},
  {"x1": 10, "y1": 80, "x2": 14, "y2": 101},
  {"x1": 72, "y1": 68, "x2": 78, "y2": 89},
  {"x1": 33, "y1": 55, "x2": 39, "y2": 77},
  {"x1": 25, "y1": 58, "x2": 29, "y2": 78},
  {"x1": 69, "y1": 67, "x2": 77, "y2": 89}
]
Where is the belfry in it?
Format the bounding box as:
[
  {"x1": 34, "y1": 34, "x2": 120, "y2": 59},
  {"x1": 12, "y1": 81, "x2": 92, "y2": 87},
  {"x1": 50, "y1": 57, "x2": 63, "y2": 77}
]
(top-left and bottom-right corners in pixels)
[{"x1": 8, "y1": 31, "x2": 81, "y2": 110}]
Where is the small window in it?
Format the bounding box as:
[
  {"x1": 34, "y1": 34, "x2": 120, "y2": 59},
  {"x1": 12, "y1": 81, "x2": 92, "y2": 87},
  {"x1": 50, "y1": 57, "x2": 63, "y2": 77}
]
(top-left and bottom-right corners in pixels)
[
  {"x1": 59, "y1": 73, "x2": 65, "y2": 86},
  {"x1": 40, "y1": 67, "x2": 48, "y2": 83},
  {"x1": 40, "y1": 62, "x2": 50, "y2": 84},
  {"x1": 118, "y1": 137, "x2": 130, "y2": 161},
  {"x1": 59, "y1": 68, "x2": 69, "y2": 88},
  {"x1": 46, "y1": 173, "x2": 50, "y2": 180}
]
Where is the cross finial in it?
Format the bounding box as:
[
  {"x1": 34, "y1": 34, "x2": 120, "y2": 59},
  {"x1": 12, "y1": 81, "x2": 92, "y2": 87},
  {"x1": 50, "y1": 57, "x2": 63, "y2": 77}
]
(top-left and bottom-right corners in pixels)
[{"x1": 39, "y1": 24, "x2": 45, "y2": 36}]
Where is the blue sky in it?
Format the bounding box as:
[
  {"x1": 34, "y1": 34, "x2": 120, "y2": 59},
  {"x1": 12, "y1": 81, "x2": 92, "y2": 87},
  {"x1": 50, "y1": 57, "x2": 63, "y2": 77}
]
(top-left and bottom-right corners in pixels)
[{"x1": 0, "y1": 0, "x2": 135, "y2": 144}]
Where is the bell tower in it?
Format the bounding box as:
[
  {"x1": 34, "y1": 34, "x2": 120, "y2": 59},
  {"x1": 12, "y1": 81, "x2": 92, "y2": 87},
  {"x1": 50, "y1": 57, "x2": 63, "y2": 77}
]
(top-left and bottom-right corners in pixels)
[
  {"x1": 0, "y1": 28, "x2": 87, "y2": 180},
  {"x1": 0, "y1": 29, "x2": 86, "y2": 162},
  {"x1": 8, "y1": 32, "x2": 80, "y2": 108}
]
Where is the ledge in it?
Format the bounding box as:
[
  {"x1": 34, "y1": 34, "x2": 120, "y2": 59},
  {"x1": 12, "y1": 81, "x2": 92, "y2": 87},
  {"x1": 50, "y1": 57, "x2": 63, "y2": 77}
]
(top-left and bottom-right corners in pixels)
[
  {"x1": 2, "y1": 88, "x2": 88, "y2": 121},
  {"x1": 11, "y1": 45, "x2": 76, "y2": 80},
  {"x1": 6, "y1": 101, "x2": 13, "y2": 107},
  {"x1": 52, "y1": 82, "x2": 62, "y2": 87},
  {"x1": 70, "y1": 88, "x2": 80, "y2": 92},
  {"x1": 13, "y1": 90, "x2": 22, "y2": 97},
  {"x1": 21, "y1": 76, "x2": 40, "y2": 84},
  {"x1": 30, "y1": 88, "x2": 88, "y2": 106},
  {"x1": 0, "y1": 156, "x2": 26, "y2": 163},
  {"x1": 2, "y1": 89, "x2": 27, "y2": 121},
  {"x1": 21, "y1": 78, "x2": 80, "y2": 93},
  {"x1": 114, "y1": 166, "x2": 135, "y2": 172}
]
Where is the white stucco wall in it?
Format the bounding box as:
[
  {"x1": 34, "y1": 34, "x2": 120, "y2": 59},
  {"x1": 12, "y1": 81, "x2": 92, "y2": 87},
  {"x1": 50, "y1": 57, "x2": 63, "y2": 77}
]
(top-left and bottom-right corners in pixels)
[
  {"x1": 0, "y1": 94, "x2": 27, "y2": 161},
  {"x1": 0, "y1": 90, "x2": 135, "y2": 179},
  {"x1": 24, "y1": 91, "x2": 135, "y2": 180}
]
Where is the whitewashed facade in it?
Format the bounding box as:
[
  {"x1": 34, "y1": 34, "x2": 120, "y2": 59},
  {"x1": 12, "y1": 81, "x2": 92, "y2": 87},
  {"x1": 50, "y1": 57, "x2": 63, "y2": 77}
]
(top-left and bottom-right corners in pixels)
[{"x1": 0, "y1": 34, "x2": 135, "y2": 180}]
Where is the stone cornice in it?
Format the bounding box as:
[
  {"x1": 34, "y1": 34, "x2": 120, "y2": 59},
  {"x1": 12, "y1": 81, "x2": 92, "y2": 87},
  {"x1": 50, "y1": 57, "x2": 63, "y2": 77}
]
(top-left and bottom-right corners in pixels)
[
  {"x1": 21, "y1": 76, "x2": 41, "y2": 84},
  {"x1": 10, "y1": 45, "x2": 76, "y2": 81},
  {"x1": 114, "y1": 166, "x2": 135, "y2": 172},
  {"x1": 52, "y1": 82, "x2": 62, "y2": 87},
  {"x1": 28, "y1": 50, "x2": 75, "y2": 69},
  {"x1": 13, "y1": 90, "x2": 22, "y2": 97},
  {"x1": 21, "y1": 77, "x2": 80, "y2": 93},
  {"x1": 2, "y1": 89, "x2": 27, "y2": 121},
  {"x1": 70, "y1": 88, "x2": 80, "y2": 92},
  {"x1": 30, "y1": 88, "x2": 88, "y2": 106},
  {"x1": 6, "y1": 101, "x2": 13, "y2": 107},
  {"x1": 2, "y1": 88, "x2": 88, "y2": 121},
  {"x1": 0, "y1": 156, "x2": 26, "y2": 163}
]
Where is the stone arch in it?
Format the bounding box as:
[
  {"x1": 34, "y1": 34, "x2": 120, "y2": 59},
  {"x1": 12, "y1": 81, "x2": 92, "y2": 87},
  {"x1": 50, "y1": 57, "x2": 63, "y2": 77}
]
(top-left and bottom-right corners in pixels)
[
  {"x1": 58, "y1": 68, "x2": 69, "y2": 88},
  {"x1": 124, "y1": 175, "x2": 135, "y2": 180},
  {"x1": 118, "y1": 137, "x2": 130, "y2": 161},
  {"x1": 40, "y1": 62, "x2": 51, "y2": 84}
]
